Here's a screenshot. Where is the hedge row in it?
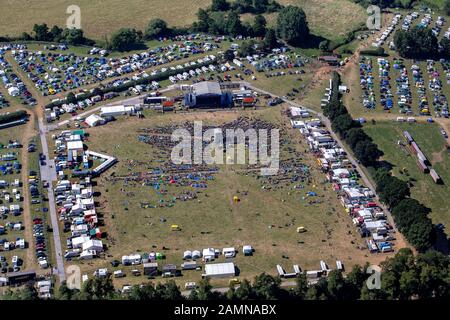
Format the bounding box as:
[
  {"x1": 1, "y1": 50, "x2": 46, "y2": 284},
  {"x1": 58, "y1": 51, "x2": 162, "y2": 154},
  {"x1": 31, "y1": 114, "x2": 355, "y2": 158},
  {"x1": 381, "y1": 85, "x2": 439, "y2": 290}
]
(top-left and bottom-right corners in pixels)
[
  {"x1": 323, "y1": 71, "x2": 435, "y2": 252},
  {"x1": 0, "y1": 110, "x2": 28, "y2": 125}
]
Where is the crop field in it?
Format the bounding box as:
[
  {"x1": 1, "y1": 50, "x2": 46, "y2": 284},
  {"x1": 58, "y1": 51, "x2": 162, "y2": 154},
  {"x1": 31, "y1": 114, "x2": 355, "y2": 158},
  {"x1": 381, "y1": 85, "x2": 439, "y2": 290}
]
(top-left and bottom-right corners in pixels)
[
  {"x1": 0, "y1": 0, "x2": 366, "y2": 42},
  {"x1": 364, "y1": 122, "x2": 450, "y2": 228},
  {"x1": 57, "y1": 106, "x2": 396, "y2": 286}
]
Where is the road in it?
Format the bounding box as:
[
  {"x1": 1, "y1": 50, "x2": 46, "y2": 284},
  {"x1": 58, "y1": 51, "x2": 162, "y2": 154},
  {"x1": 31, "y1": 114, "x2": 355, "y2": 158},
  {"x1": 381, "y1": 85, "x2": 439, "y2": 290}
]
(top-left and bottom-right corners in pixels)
[{"x1": 38, "y1": 118, "x2": 66, "y2": 282}]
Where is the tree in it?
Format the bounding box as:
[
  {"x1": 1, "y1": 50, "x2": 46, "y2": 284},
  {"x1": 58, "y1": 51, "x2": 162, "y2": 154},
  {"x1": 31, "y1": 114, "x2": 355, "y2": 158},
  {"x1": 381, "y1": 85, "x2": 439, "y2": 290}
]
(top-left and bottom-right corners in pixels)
[
  {"x1": 292, "y1": 272, "x2": 308, "y2": 299},
  {"x1": 195, "y1": 279, "x2": 216, "y2": 300},
  {"x1": 346, "y1": 128, "x2": 372, "y2": 149},
  {"x1": 305, "y1": 278, "x2": 329, "y2": 300},
  {"x1": 346, "y1": 265, "x2": 367, "y2": 300},
  {"x1": 196, "y1": 9, "x2": 212, "y2": 32},
  {"x1": 145, "y1": 19, "x2": 169, "y2": 40},
  {"x1": 208, "y1": 11, "x2": 228, "y2": 35},
  {"x1": 129, "y1": 283, "x2": 157, "y2": 300},
  {"x1": 331, "y1": 113, "x2": 358, "y2": 137},
  {"x1": 226, "y1": 284, "x2": 236, "y2": 300},
  {"x1": 57, "y1": 281, "x2": 78, "y2": 300},
  {"x1": 379, "y1": 176, "x2": 410, "y2": 208},
  {"x1": 211, "y1": 0, "x2": 230, "y2": 11},
  {"x1": 319, "y1": 40, "x2": 330, "y2": 52},
  {"x1": 405, "y1": 219, "x2": 434, "y2": 253},
  {"x1": 33, "y1": 23, "x2": 51, "y2": 41},
  {"x1": 394, "y1": 28, "x2": 438, "y2": 59},
  {"x1": 110, "y1": 28, "x2": 142, "y2": 51},
  {"x1": 160, "y1": 280, "x2": 183, "y2": 300},
  {"x1": 234, "y1": 279, "x2": 253, "y2": 300},
  {"x1": 391, "y1": 198, "x2": 434, "y2": 252},
  {"x1": 62, "y1": 28, "x2": 85, "y2": 45},
  {"x1": 445, "y1": 0, "x2": 450, "y2": 16},
  {"x1": 66, "y1": 92, "x2": 77, "y2": 104},
  {"x1": 252, "y1": 14, "x2": 267, "y2": 37},
  {"x1": 223, "y1": 49, "x2": 235, "y2": 62},
  {"x1": 327, "y1": 270, "x2": 347, "y2": 300},
  {"x1": 399, "y1": 269, "x2": 420, "y2": 299},
  {"x1": 440, "y1": 37, "x2": 450, "y2": 59},
  {"x1": 238, "y1": 40, "x2": 256, "y2": 57},
  {"x1": 263, "y1": 28, "x2": 278, "y2": 51},
  {"x1": 79, "y1": 275, "x2": 117, "y2": 300},
  {"x1": 416, "y1": 250, "x2": 450, "y2": 299},
  {"x1": 252, "y1": 273, "x2": 283, "y2": 300},
  {"x1": 18, "y1": 283, "x2": 39, "y2": 300},
  {"x1": 21, "y1": 32, "x2": 33, "y2": 41},
  {"x1": 50, "y1": 25, "x2": 64, "y2": 42},
  {"x1": 276, "y1": 6, "x2": 309, "y2": 45},
  {"x1": 233, "y1": 0, "x2": 253, "y2": 13},
  {"x1": 354, "y1": 140, "x2": 383, "y2": 166}
]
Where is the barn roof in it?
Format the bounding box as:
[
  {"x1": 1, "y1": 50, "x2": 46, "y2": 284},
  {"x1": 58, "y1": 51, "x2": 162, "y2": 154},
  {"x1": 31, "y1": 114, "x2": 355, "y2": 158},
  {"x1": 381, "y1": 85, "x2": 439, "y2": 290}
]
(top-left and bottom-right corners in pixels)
[{"x1": 193, "y1": 81, "x2": 222, "y2": 96}]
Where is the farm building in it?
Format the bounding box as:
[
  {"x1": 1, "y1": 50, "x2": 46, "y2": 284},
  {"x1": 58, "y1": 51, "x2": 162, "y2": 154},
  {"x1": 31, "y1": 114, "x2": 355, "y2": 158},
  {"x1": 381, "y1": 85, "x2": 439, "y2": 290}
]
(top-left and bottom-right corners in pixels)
[
  {"x1": 183, "y1": 82, "x2": 233, "y2": 108},
  {"x1": 318, "y1": 56, "x2": 339, "y2": 66},
  {"x1": 67, "y1": 140, "x2": 84, "y2": 159},
  {"x1": 7, "y1": 270, "x2": 36, "y2": 286},
  {"x1": 203, "y1": 262, "x2": 236, "y2": 279},
  {"x1": 144, "y1": 96, "x2": 167, "y2": 105},
  {"x1": 143, "y1": 262, "x2": 158, "y2": 276},
  {"x1": 85, "y1": 114, "x2": 104, "y2": 127},
  {"x1": 82, "y1": 239, "x2": 103, "y2": 252}
]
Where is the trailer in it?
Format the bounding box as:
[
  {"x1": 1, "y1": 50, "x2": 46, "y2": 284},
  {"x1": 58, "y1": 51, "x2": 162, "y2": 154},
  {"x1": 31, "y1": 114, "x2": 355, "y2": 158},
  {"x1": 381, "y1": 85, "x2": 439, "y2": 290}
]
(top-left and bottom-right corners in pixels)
[
  {"x1": 403, "y1": 131, "x2": 414, "y2": 144},
  {"x1": 417, "y1": 159, "x2": 429, "y2": 173},
  {"x1": 430, "y1": 169, "x2": 442, "y2": 184},
  {"x1": 276, "y1": 265, "x2": 285, "y2": 277}
]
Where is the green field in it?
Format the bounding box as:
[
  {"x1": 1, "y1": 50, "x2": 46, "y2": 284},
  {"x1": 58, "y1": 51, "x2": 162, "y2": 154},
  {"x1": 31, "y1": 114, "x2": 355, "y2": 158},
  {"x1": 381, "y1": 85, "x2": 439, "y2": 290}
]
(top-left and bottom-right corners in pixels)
[
  {"x1": 0, "y1": 0, "x2": 366, "y2": 42},
  {"x1": 56, "y1": 106, "x2": 395, "y2": 287},
  {"x1": 364, "y1": 121, "x2": 450, "y2": 228}
]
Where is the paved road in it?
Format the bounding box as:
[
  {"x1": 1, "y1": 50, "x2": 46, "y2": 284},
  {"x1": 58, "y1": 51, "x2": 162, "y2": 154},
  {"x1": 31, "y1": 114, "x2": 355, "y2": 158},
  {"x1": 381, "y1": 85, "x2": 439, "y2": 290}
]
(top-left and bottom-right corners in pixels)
[{"x1": 38, "y1": 118, "x2": 66, "y2": 282}]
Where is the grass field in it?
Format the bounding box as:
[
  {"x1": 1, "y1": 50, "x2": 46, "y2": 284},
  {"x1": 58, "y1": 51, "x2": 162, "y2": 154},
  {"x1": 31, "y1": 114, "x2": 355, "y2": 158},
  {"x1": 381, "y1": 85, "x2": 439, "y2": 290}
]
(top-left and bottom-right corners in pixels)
[
  {"x1": 56, "y1": 106, "x2": 399, "y2": 287},
  {"x1": 364, "y1": 121, "x2": 450, "y2": 228},
  {"x1": 0, "y1": 0, "x2": 366, "y2": 42}
]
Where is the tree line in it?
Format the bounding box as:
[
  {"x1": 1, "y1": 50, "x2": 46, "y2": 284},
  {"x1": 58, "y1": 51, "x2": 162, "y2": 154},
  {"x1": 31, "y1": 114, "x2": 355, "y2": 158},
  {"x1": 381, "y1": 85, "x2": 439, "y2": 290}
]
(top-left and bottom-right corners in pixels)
[
  {"x1": 351, "y1": 0, "x2": 415, "y2": 9},
  {"x1": 16, "y1": 23, "x2": 95, "y2": 46},
  {"x1": 2, "y1": 248, "x2": 448, "y2": 300},
  {"x1": 1, "y1": 0, "x2": 312, "y2": 53},
  {"x1": 323, "y1": 71, "x2": 436, "y2": 252},
  {"x1": 0, "y1": 110, "x2": 29, "y2": 125},
  {"x1": 393, "y1": 27, "x2": 450, "y2": 59}
]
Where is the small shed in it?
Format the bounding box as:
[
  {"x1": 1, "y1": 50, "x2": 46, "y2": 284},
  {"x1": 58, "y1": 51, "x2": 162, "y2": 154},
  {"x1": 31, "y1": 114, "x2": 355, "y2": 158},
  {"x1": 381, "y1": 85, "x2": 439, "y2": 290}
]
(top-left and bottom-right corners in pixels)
[
  {"x1": 162, "y1": 264, "x2": 177, "y2": 277},
  {"x1": 143, "y1": 262, "x2": 158, "y2": 276}
]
